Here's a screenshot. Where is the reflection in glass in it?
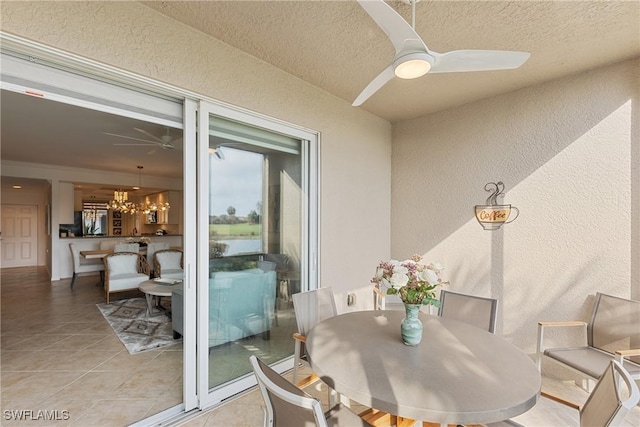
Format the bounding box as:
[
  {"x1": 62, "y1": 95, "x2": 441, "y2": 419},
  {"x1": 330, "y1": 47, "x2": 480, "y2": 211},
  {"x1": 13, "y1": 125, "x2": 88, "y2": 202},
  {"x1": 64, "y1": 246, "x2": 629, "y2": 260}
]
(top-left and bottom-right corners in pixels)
[{"x1": 207, "y1": 115, "x2": 303, "y2": 390}]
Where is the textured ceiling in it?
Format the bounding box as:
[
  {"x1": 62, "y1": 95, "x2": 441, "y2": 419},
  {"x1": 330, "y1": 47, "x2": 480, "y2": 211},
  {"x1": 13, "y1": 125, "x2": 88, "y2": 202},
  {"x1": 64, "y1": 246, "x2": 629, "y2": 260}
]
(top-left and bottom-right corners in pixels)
[
  {"x1": 141, "y1": 0, "x2": 640, "y2": 122},
  {"x1": 2, "y1": 1, "x2": 639, "y2": 194}
]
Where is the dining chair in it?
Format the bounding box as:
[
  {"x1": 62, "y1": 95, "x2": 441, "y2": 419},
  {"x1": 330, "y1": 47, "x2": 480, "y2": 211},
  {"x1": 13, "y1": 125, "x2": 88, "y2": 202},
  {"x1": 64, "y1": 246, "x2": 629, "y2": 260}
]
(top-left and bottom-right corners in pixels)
[
  {"x1": 373, "y1": 283, "x2": 406, "y2": 311},
  {"x1": 114, "y1": 243, "x2": 140, "y2": 253},
  {"x1": 103, "y1": 252, "x2": 149, "y2": 304},
  {"x1": 146, "y1": 242, "x2": 170, "y2": 277},
  {"x1": 154, "y1": 249, "x2": 184, "y2": 280},
  {"x1": 438, "y1": 289, "x2": 499, "y2": 333},
  {"x1": 291, "y1": 287, "x2": 338, "y2": 387},
  {"x1": 99, "y1": 240, "x2": 117, "y2": 251},
  {"x1": 486, "y1": 360, "x2": 640, "y2": 427},
  {"x1": 249, "y1": 355, "x2": 369, "y2": 427},
  {"x1": 68, "y1": 243, "x2": 104, "y2": 290}
]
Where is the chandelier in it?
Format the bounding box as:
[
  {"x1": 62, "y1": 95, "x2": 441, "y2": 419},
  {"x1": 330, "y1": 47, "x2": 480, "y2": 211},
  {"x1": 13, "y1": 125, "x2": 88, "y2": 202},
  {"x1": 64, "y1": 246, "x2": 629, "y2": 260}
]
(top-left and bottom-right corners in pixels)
[{"x1": 107, "y1": 166, "x2": 170, "y2": 214}]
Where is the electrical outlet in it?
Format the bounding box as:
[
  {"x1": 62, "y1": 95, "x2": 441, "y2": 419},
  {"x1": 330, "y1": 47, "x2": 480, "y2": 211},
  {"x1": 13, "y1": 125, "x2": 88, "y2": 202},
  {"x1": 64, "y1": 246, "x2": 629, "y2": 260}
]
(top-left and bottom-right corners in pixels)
[{"x1": 347, "y1": 293, "x2": 356, "y2": 306}]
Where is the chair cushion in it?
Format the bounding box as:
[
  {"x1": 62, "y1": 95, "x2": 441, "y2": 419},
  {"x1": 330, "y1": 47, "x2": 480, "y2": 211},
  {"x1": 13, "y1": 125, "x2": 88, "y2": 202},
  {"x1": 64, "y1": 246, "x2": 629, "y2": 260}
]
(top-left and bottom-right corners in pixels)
[
  {"x1": 107, "y1": 254, "x2": 138, "y2": 276},
  {"x1": 156, "y1": 252, "x2": 182, "y2": 270},
  {"x1": 108, "y1": 273, "x2": 149, "y2": 292},
  {"x1": 161, "y1": 269, "x2": 184, "y2": 280},
  {"x1": 545, "y1": 346, "x2": 640, "y2": 379},
  {"x1": 75, "y1": 262, "x2": 104, "y2": 274}
]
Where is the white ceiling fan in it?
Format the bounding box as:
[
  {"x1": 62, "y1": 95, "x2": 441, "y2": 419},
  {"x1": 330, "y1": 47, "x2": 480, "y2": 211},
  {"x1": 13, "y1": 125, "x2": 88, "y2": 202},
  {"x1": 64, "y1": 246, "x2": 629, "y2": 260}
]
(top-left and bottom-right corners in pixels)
[
  {"x1": 104, "y1": 127, "x2": 182, "y2": 150},
  {"x1": 353, "y1": 0, "x2": 531, "y2": 106}
]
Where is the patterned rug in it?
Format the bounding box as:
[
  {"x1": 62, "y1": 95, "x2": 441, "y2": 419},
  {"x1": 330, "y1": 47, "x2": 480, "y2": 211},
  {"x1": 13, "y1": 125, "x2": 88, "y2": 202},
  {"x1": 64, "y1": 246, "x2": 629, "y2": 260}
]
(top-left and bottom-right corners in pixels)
[{"x1": 96, "y1": 298, "x2": 181, "y2": 354}]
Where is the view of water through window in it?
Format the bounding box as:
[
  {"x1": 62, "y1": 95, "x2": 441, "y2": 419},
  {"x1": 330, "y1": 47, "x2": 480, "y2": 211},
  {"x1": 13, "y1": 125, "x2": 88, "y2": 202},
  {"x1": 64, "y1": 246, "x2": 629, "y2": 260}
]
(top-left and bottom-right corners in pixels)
[{"x1": 210, "y1": 147, "x2": 263, "y2": 256}]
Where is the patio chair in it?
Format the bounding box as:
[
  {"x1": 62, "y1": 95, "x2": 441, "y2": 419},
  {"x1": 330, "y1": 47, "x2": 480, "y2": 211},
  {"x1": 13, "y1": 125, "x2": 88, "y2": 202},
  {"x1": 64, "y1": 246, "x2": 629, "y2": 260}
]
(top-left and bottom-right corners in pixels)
[
  {"x1": 249, "y1": 355, "x2": 369, "y2": 427},
  {"x1": 291, "y1": 287, "x2": 338, "y2": 387},
  {"x1": 438, "y1": 289, "x2": 499, "y2": 333},
  {"x1": 487, "y1": 360, "x2": 640, "y2": 427},
  {"x1": 68, "y1": 243, "x2": 104, "y2": 290},
  {"x1": 103, "y1": 252, "x2": 149, "y2": 304},
  {"x1": 373, "y1": 282, "x2": 405, "y2": 311},
  {"x1": 536, "y1": 292, "x2": 640, "y2": 388},
  {"x1": 154, "y1": 249, "x2": 184, "y2": 280}
]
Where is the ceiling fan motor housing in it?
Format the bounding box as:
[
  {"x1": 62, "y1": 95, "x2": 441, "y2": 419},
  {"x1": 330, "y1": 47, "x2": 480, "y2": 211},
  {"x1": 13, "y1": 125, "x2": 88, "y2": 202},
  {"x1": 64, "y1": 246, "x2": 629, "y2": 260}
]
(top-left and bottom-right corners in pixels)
[{"x1": 393, "y1": 51, "x2": 434, "y2": 79}]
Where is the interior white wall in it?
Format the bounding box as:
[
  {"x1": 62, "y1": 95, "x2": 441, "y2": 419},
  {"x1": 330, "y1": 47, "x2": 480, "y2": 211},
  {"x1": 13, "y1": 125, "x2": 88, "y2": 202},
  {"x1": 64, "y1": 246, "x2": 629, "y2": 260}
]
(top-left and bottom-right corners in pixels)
[
  {"x1": 392, "y1": 59, "x2": 639, "y2": 358},
  {"x1": 0, "y1": 1, "x2": 392, "y2": 308}
]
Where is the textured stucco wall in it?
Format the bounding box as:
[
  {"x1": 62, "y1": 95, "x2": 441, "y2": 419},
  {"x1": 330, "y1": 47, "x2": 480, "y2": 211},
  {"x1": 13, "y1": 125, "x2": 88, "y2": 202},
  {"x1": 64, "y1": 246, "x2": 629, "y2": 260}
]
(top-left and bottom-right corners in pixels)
[
  {"x1": 0, "y1": 1, "x2": 391, "y2": 310},
  {"x1": 392, "y1": 59, "x2": 639, "y2": 357}
]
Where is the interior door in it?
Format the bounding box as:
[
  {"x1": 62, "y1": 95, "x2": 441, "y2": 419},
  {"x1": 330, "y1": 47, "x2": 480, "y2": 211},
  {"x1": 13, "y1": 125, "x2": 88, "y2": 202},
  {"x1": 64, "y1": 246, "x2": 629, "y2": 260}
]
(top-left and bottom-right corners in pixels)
[{"x1": 0, "y1": 204, "x2": 38, "y2": 268}]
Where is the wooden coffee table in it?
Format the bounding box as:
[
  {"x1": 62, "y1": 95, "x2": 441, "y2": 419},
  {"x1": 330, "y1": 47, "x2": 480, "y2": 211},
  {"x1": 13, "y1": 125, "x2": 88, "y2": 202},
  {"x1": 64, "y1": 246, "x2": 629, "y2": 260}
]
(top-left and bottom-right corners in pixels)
[{"x1": 138, "y1": 279, "x2": 183, "y2": 317}]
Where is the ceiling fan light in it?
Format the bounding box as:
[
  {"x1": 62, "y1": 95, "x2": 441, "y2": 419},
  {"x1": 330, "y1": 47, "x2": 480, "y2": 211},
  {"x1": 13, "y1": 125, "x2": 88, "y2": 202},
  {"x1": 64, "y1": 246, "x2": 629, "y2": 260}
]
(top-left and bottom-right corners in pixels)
[{"x1": 394, "y1": 58, "x2": 431, "y2": 79}]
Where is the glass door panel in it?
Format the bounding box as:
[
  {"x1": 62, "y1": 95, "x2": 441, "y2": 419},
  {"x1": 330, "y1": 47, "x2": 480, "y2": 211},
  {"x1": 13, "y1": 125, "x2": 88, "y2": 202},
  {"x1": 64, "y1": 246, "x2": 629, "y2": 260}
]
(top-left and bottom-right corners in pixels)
[{"x1": 197, "y1": 102, "x2": 318, "y2": 405}]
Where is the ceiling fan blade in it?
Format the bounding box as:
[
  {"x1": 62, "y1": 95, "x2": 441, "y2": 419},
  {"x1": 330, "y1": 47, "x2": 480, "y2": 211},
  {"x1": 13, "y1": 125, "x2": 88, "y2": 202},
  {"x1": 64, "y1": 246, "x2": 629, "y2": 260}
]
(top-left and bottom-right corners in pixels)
[
  {"x1": 134, "y1": 127, "x2": 165, "y2": 143},
  {"x1": 353, "y1": 65, "x2": 396, "y2": 106},
  {"x1": 104, "y1": 132, "x2": 162, "y2": 146},
  {"x1": 429, "y1": 50, "x2": 530, "y2": 73},
  {"x1": 357, "y1": 0, "x2": 427, "y2": 55}
]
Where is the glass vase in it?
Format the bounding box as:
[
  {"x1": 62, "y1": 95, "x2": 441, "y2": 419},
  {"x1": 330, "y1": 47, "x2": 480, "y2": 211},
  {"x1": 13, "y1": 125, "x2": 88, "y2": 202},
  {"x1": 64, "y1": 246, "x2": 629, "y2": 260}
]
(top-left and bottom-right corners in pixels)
[{"x1": 401, "y1": 303, "x2": 423, "y2": 346}]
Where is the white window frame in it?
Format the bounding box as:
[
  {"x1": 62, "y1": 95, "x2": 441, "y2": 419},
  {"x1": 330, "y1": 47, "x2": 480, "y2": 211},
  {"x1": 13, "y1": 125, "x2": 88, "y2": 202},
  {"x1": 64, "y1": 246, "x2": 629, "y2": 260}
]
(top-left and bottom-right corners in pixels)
[{"x1": 197, "y1": 100, "x2": 319, "y2": 408}]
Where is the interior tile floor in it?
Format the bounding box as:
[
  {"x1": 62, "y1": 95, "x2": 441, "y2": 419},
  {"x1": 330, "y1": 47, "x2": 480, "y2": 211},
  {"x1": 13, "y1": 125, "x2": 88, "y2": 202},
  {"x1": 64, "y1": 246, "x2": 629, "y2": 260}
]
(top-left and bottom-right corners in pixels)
[{"x1": 2, "y1": 267, "x2": 638, "y2": 427}]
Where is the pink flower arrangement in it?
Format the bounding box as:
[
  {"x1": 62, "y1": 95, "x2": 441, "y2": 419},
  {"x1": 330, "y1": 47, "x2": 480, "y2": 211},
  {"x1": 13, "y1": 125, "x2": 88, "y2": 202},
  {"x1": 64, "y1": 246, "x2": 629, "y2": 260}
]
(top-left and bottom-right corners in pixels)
[{"x1": 372, "y1": 255, "x2": 448, "y2": 306}]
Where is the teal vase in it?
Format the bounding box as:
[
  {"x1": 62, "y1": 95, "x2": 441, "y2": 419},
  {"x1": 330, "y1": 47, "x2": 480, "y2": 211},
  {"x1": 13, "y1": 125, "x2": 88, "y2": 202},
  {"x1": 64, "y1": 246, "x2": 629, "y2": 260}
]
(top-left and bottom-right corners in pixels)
[{"x1": 401, "y1": 303, "x2": 423, "y2": 346}]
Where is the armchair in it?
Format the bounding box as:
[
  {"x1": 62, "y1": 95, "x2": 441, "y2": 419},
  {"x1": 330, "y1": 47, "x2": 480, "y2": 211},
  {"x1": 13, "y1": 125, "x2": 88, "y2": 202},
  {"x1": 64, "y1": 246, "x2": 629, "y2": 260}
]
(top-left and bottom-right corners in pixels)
[
  {"x1": 103, "y1": 252, "x2": 149, "y2": 304},
  {"x1": 154, "y1": 249, "x2": 183, "y2": 280},
  {"x1": 537, "y1": 292, "x2": 640, "y2": 387}
]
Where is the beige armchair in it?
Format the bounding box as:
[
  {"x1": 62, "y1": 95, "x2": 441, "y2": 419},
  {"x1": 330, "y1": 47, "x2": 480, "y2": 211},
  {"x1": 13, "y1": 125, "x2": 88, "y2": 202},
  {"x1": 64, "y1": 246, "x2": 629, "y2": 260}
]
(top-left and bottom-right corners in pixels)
[
  {"x1": 103, "y1": 252, "x2": 149, "y2": 304},
  {"x1": 153, "y1": 249, "x2": 183, "y2": 280},
  {"x1": 146, "y1": 242, "x2": 169, "y2": 278}
]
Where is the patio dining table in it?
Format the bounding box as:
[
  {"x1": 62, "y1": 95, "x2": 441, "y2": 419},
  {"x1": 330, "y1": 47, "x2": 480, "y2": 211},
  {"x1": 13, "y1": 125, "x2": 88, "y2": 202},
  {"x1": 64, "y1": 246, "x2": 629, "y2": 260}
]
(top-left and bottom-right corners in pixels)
[{"x1": 305, "y1": 310, "x2": 541, "y2": 426}]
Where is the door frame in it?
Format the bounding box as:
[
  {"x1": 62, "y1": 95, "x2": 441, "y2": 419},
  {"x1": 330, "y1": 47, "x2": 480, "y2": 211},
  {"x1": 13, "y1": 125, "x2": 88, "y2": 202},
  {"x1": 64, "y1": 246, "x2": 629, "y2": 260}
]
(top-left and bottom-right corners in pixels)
[
  {"x1": 196, "y1": 100, "x2": 320, "y2": 408},
  {"x1": 1, "y1": 31, "x2": 321, "y2": 419}
]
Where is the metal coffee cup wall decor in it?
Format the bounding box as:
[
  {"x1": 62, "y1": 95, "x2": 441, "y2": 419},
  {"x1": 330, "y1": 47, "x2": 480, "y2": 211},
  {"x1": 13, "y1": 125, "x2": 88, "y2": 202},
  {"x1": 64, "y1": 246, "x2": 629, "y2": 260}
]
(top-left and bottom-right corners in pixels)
[{"x1": 474, "y1": 181, "x2": 519, "y2": 230}]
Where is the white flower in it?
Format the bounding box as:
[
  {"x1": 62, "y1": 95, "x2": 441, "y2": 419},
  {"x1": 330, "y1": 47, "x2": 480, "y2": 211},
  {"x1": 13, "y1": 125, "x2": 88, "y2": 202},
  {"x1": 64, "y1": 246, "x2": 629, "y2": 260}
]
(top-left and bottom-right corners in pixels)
[
  {"x1": 390, "y1": 272, "x2": 409, "y2": 288},
  {"x1": 418, "y1": 269, "x2": 438, "y2": 285}
]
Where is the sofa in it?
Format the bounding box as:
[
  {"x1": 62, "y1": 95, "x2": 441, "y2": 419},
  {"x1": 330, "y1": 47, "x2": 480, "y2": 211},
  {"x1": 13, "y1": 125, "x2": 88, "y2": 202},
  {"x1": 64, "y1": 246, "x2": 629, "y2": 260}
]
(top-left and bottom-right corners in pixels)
[{"x1": 172, "y1": 268, "x2": 277, "y2": 347}]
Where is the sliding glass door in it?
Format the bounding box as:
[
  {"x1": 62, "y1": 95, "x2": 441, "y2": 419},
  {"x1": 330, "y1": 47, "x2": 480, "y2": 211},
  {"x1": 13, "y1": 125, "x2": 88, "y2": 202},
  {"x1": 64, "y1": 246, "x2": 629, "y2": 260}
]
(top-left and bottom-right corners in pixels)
[{"x1": 197, "y1": 102, "x2": 318, "y2": 406}]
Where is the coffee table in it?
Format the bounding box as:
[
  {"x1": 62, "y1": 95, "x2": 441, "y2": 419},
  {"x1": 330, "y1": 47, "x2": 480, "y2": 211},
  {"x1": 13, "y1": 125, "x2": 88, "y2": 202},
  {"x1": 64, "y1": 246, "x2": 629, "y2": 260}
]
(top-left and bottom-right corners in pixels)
[{"x1": 138, "y1": 279, "x2": 183, "y2": 317}]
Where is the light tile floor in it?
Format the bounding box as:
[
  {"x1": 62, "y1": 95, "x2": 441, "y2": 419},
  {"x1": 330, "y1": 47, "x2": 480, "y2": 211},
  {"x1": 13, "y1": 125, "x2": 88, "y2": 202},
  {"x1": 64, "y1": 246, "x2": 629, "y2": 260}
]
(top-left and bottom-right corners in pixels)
[
  {"x1": 1, "y1": 267, "x2": 183, "y2": 426},
  {"x1": 178, "y1": 366, "x2": 640, "y2": 427},
  {"x1": 2, "y1": 267, "x2": 638, "y2": 427}
]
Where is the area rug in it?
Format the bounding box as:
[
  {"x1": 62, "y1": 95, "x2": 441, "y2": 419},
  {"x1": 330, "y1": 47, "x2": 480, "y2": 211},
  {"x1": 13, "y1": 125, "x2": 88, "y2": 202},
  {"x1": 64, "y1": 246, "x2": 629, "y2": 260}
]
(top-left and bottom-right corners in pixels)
[{"x1": 96, "y1": 298, "x2": 181, "y2": 354}]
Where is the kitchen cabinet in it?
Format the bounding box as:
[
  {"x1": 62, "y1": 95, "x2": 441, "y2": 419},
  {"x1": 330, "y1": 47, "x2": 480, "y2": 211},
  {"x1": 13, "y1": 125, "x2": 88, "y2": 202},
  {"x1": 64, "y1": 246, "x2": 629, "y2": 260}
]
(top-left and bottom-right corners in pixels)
[
  {"x1": 157, "y1": 191, "x2": 181, "y2": 224},
  {"x1": 143, "y1": 191, "x2": 181, "y2": 225}
]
